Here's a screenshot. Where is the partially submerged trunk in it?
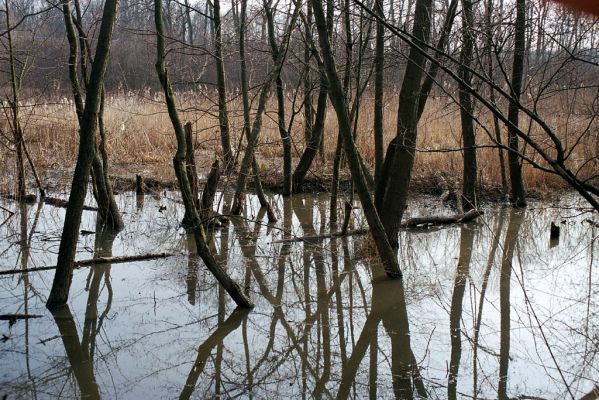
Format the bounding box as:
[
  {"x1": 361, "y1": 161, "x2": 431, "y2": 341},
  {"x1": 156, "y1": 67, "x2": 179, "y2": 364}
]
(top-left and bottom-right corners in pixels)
[
  {"x1": 154, "y1": 0, "x2": 253, "y2": 308},
  {"x1": 459, "y1": 0, "x2": 478, "y2": 211},
  {"x1": 375, "y1": 0, "x2": 433, "y2": 249},
  {"x1": 47, "y1": 0, "x2": 120, "y2": 310},
  {"x1": 507, "y1": 0, "x2": 527, "y2": 207},
  {"x1": 310, "y1": 0, "x2": 401, "y2": 278}
]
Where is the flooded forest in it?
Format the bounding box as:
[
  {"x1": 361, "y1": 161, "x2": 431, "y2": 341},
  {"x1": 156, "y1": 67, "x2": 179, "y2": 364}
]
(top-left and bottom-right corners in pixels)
[{"x1": 0, "y1": 0, "x2": 598, "y2": 398}]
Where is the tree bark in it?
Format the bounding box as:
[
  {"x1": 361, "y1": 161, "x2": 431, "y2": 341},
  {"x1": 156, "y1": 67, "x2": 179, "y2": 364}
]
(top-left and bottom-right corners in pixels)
[
  {"x1": 310, "y1": 0, "x2": 402, "y2": 278},
  {"x1": 230, "y1": 4, "x2": 300, "y2": 216},
  {"x1": 459, "y1": 0, "x2": 478, "y2": 211},
  {"x1": 236, "y1": 0, "x2": 277, "y2": 222},
  {"x1": 264, "y1": 0, "x2": 292, "y2": 195},
  {"x1": 373, "y1": 0, "x2": 385, "y2": 187},
  {"x1": 376, "y1": 0, "x2": 433, "y2": 249},
  {"x1": 213, "y1": 0, "x2": 234, "y2": 170},
  {"x1": 507, "y1": 0, "x2": 527, "y2": 207},
  {"x1": 154, "y1": 0, "x2": 254, "y2": 308},
  {"x1": 47, "y1": 0, "x2": 120, "y2": 310}
]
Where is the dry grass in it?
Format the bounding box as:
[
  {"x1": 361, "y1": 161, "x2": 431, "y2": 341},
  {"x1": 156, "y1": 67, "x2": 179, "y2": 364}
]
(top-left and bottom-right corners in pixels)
[{"x1": 1, "y1": 88, "x2": 597, "y2": 197}]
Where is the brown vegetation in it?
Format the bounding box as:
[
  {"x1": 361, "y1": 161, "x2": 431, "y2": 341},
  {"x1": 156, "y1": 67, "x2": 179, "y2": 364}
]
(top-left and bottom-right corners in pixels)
[{"x1": 2, "y1": 89, "x2": 595, "y2": 198}]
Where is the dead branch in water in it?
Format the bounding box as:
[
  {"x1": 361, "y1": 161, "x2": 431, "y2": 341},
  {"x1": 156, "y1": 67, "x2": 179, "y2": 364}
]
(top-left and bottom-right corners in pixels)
[
  {"x1": 274, "y1": 209, "x2": 483, "y2": 244},
  {"x1": 0, "y1": 252, "x2": 176, "y2": 276},
  {"x1": 43, "y1": 196, "x2": 99, "y2": 211},
  {"x1": 0, "y1": 314, "x2": 43, "y2": 321}
]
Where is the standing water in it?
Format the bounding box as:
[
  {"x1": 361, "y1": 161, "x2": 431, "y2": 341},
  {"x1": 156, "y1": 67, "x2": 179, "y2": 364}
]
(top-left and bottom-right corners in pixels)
[{"x1": 0, "y1": 191, "x2": 597, "y2": 399}]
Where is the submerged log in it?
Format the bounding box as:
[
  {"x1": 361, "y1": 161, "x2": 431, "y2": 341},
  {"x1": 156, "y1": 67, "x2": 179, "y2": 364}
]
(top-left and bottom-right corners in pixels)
[
  {"x1": 0, "y1": 252, "x2": 176, "y2": 276},
  {"x1": 0, "y1": 314, "x2": 43, "y2": 321},
  {"x1": 44, "y1": 196, "x2": 98, "y2": 211},
  {"x1": 274, "y1": 209, "x2": 483, "y2": 244},
  {"x1": 400, "y1": 209, "x2": 482, "y2": 228}
]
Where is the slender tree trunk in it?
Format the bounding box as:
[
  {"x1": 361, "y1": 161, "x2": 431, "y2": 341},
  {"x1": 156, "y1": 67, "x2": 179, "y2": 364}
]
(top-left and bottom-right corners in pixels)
[
  {"x1": 264, "y1": 0, "x2": 292, "y2": 195},
  {"x1": 486, "y1": 0, "x2": 508, "y2": 196},
  {"x1": 303, "y1": 3, "x2": 314, "y2": 144},
  {"x1": 230, "y1": 4, "x2": 300, "y2": 216},
  {"x1": 311, "y1": 0, "x2": 402, "y2": 278},
  {"x1": 292, "y1": 74, "x2": 328, "y2": 191},
  {"x1": 459, "y1": 0, "x2": 477, "y2": 211},
  {"x1": 71, "y1": 0, "x2": 124, "y2": 231},
  {"x1": 373, "y1": 0, "x2": 385, "y2": 186},
  {"x1": 5, "y1": 0, "x2": 26, "y2": 201},
  {"x1": 213, "y1": 0, "x2": 234, "y2": 170},
  {"x1": 154, "y1": 0, "x2": 253, "y2": 308},
  {"x1": 507, "y1": 0, "x2": 527, "y2": 207},
  {"x1": 235, "y1": 0, "x2": 277, "y2": 221},
  {"x1": 417, "y1": 0, "x2": 458, "y2": 121},
  {"x1": 47, "y1": 0, "x2": 120, "y2": 310}
]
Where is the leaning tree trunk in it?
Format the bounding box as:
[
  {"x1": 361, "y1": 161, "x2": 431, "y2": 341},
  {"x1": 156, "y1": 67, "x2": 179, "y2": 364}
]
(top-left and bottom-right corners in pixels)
[
  {"x1": 154, "y1": 0, "x2": 253, "y2": 308},
  {"x1": 310, "y1": 0, "x2": 402, "y2": 279},
  {"x1": 507, "y1": 0, "x2": 527, "y2": 207},
  {"x1": 47, "y1": 0, "x2": 120, "y2": 310},
  {"x1": 68, "y1": 0, "x2": 124, "y2": 231},
  {"x1": 376, "y1": 0, "x2": 433, "y2": 249},
  {"x1": 459, "y1": 0, "x2": 478, "y2": 211}
]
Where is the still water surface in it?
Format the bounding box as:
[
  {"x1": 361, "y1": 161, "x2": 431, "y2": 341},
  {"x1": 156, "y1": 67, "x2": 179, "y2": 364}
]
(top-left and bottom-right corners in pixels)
[{"x1": 0, "y1": 191, "x2": 596, "y2": 399}]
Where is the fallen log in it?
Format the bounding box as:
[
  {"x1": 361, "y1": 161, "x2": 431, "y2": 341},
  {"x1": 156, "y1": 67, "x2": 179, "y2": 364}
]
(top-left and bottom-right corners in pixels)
[
  {"x1": 43, "y1": 196, "x2": 98, "y2": 211},
  {"x1": 0, "y1": 252, "x2": 176, "y2": 276},
  {"x1": 399, "y1": 209, "x2": 482, "y2": 228},
  {"x1": 0, "y1": 314, "x2": 43, "y2": 321},
  {"x1": 274, "y1": 209, "x2": 483, "y2": 244}
]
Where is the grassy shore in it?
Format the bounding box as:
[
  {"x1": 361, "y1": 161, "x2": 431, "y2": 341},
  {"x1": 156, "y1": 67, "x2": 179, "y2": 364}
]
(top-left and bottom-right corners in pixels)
[{"x1": 1, "y1": 89, "x2": 596, "y2": 199}]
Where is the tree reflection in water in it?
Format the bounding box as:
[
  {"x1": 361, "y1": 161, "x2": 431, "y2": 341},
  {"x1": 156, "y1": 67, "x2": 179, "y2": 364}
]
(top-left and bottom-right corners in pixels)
[{"x1": 0, "y1": 193, "x2": 596, "y2": 399}]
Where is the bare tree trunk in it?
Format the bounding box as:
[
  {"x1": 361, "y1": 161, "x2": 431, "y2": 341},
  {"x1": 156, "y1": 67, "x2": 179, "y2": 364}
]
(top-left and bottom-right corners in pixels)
[
  {"x1": 373, "y1": 0, "x2": 385, "y2": 186},
  {"x1": 236, "y1": 0, "x2": 277, "y2": 222},
  {"x1": 310, "y1": 0, "x2": 402, "y2": 278},
  {"x1": 4, "y1": 0, "x2": 26, "y2": 201},
  {"x1": 376, "y1": 0, "x2": 432, "y2": 249},
  {"x1": 154, "y1": 0, "x2": 254, "y2": 308},
  {"x1": 507, "y1": 0, "x2": 527, "y2": 207},
  {"x1": 47, "y1": 0, "x2": 120, "y2": 310},
  {"x1": 485, "y1": 0, "x2": 508, "y2": 196},
  {"x1": 230, "y1": 4, "x2": 301, "y2": 217},
  {"x1": 417, "y1": 0, "x2": 458, "y2": 121},
  {"x1": 459, "y1": 0, "x2": 477, "y2": 211},
  {"x1": 213, "y1": 0, "x2": 234, "y2": 170},
  {"x1": 71, "y1": 0, "x2": 124, "y2": 231},
  {"x1": 264, "y1": 0, "x2": 292, "y2": 195}
]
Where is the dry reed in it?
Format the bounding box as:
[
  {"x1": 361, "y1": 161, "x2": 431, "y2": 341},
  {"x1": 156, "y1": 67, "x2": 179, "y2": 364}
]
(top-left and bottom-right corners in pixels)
[{"x1": 1, "y1": 88, "x2": 596, "y2": 197}]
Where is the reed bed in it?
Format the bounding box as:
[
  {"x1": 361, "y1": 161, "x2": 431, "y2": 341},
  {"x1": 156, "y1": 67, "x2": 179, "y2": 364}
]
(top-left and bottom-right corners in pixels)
[{"x1": 1, "y1": 88, "x2": 596, "y2": 197}]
